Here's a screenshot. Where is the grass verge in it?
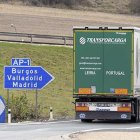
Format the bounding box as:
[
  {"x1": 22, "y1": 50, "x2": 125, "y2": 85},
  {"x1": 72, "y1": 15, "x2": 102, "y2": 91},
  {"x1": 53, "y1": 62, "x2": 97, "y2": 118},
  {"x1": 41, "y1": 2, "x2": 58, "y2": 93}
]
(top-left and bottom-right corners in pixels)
[{"x1": 0, "y1": 42, "x2": 74, "y2": 121}]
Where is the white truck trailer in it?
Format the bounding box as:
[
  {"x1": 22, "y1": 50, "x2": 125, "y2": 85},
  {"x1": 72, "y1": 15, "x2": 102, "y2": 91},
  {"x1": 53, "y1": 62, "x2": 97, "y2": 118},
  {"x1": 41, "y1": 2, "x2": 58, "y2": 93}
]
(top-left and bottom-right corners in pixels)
[{"x1": 73, "y1": 27, "x2": 140, "y2": 122}]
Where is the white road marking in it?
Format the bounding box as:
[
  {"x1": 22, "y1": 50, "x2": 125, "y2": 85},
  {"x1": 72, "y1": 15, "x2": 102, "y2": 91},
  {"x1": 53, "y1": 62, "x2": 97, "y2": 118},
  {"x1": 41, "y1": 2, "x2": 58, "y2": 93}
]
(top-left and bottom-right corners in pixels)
[
  {"x1": 71, "y1": 126, "x2": 140, "y2": 135},
  {"x1": 0, "y1": 119, "x2": 80, "y2": 126}
]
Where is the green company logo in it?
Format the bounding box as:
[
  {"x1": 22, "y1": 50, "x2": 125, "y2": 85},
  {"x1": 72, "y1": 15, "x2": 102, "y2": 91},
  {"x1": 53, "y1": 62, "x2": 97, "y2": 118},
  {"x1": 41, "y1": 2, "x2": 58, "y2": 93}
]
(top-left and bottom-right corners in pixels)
[
  {"x1": 87, "y1": 38, "x2": 126, "y2": 44},
  {"x1": 79, "y1": 37, "x2": 126, "y2": 44}
]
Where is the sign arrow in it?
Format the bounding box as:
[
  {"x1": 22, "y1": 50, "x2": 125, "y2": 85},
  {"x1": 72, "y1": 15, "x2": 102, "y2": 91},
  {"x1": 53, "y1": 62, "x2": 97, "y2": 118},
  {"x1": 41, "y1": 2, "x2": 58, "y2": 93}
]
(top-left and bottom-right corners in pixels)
[
  {"x1": 4, "y1": 66, "x2": 55, "y2": 89},
  {"x1": 0, "y1": 97, "x2": 5, "y2": 116}
]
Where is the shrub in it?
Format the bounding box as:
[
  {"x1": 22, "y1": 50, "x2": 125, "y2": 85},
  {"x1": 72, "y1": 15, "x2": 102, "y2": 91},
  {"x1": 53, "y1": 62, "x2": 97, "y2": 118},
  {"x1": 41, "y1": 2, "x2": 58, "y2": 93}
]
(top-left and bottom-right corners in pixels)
[
  {"x1": 28, "y1": 0, "x2": 42, "y2": 6},
  {"x1": 129, "y1": 0, "x2": 140, "y2": 13},
  {"x1": 9, "y1": 94, "x2": 42, "y2": 122}
]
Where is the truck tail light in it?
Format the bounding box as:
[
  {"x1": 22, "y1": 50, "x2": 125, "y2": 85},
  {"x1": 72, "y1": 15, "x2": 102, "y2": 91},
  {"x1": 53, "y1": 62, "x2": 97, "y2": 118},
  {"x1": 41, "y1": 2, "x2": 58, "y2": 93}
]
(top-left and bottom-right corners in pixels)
[
  {"x1": 122, "y1": 104, "x2": 126, "y2": 107},
  {"x1": 76, "y1": 102, "x2": 89, "y2": 111},
  {"x1": 76, "y1": 103, "x2": 86, "y2": 107},
  {"x1": 121, "y1": 103, "x2": 131, "y2": 107}
]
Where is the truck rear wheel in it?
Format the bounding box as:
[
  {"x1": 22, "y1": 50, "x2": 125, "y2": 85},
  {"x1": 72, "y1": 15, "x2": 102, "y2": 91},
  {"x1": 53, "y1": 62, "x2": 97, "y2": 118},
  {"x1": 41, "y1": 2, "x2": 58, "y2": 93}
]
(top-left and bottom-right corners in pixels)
[
  {"x1": 131, "y1": 99, "x2": 140, "y2": 123},
  {"x1": 81, "y1": 119, "x2": 92, "y2": 122}
]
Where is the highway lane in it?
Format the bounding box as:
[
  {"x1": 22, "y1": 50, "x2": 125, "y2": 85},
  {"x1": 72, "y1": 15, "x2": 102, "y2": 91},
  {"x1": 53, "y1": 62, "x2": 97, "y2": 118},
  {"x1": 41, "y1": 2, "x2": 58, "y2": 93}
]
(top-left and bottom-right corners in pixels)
[{"x1": 0, "y1": 120, "x2": 140, "y2": 140}]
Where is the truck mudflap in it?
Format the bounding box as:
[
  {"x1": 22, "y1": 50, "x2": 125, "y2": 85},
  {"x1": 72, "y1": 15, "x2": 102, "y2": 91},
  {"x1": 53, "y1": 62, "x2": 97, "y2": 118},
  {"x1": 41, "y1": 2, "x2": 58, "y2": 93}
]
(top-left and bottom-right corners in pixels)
[{"x1": 76, "y1": 111, "x2": 131, "y2": 120}]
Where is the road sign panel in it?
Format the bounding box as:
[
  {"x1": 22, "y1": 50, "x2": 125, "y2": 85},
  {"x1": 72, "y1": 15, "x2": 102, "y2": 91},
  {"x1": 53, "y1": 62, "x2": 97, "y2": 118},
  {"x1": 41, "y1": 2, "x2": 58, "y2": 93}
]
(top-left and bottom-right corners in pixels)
[
  {"x1": 0, "y1": 95, "x2": 5, "y2": 123},
  {"x1": 12, "y1": 58, "x2": 31, "y2": 66},
  {"x1": 4, "y1": 66, "x2": 54, "y2": 89}
]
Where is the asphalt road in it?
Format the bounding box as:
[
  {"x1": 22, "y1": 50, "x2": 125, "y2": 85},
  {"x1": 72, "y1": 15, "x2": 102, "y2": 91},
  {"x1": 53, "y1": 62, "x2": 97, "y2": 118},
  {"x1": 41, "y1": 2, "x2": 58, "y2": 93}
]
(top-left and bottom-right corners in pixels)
[{"x1": 0, "y1": 120, "x2": 140, "y2": 140}]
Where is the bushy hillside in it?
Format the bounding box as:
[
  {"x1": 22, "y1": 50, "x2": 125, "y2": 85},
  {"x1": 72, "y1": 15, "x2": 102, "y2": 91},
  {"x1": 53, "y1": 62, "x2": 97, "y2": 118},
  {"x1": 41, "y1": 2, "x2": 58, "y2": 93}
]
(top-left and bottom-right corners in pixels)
[
  {"x1": 85, "y1": 0, "x2": 130, "y2": 14},
  {"x1": 0, "y1": 0, "x2": 135, "y2": 14}
]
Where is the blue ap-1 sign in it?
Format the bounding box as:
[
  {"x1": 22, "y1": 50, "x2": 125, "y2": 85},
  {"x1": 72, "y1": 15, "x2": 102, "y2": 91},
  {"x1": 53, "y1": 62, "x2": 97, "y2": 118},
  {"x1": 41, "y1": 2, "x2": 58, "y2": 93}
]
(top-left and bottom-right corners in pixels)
[
  {"x1": 12, "y1": 58, "x2": 31, "y2": 66},
  {"x1": 4, "y1": 66, "x2": 55, "y2": 89},
  {"x1": 0, "y1": 95, "x2": 5, "y2": 123}
]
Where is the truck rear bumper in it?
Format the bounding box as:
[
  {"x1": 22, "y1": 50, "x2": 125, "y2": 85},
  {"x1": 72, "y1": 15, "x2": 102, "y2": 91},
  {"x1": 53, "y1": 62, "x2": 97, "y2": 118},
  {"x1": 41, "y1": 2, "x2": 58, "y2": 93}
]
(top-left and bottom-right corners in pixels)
[{"x1": 76, "y1": 111, "x2": 131, "y2": 120}]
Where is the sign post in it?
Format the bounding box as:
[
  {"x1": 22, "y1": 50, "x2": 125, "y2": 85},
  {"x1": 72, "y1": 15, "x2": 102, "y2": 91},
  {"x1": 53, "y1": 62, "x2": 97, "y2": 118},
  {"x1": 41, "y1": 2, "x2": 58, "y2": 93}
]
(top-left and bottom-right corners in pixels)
[
  {"x1": 36, "y1": 89, "x2": 38, "y2": 121},
  {"x1": 7, "y1": 89, "x2": 9, "y2": 112},
  {"x1": 7, "y1": 89, "x2": 10, "y2": 123},
  {"x1": 4, "y1": 58, "x2": 55, "y2": 122}
]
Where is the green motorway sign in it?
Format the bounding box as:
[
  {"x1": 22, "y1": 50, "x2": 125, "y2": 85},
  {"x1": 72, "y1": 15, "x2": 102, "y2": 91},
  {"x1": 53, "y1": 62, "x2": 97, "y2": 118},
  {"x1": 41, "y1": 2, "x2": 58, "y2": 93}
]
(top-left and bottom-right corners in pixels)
[{"x1": 73, "y1": 29, "x2": 133, "y2": 96}]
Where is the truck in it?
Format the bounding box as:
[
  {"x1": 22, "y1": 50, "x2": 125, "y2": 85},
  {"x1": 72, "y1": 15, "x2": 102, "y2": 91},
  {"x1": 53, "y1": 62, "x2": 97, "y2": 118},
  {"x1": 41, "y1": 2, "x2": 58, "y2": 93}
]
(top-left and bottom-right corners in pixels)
[{"x1": 73, "y1": 27, "x2": 140, "y2": 122}]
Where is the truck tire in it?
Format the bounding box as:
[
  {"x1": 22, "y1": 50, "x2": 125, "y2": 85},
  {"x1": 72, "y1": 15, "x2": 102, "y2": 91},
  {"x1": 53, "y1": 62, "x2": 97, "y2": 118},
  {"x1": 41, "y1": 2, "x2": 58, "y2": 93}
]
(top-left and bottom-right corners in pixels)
[
  {"x1": 81, "y1": 119, "x2": 92, "y2": 122},
  {"x1": 139, "y1": 100, "x2": 140, "y2": 122},
  {"x1": 131, "y1": 116, "x2": 138, "y2": 123},
  {"x1": 131, "y1": 99, "x2": 139, "y2": 123},
  {"x1": 135, "y1": 99, "x2": 139, "y2": 123}
]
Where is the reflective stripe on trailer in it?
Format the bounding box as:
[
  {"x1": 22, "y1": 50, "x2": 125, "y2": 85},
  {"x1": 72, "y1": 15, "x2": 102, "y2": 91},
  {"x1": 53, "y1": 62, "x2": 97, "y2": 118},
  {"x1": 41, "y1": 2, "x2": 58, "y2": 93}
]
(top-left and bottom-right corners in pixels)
[
  {"x1": 76, "y1": 102, "x2": 131, "y2": 112},
  {"x1": 76, "y1": 107, "x2": 89, "y2": 111},
  {"x1": 118, "y1": 107, "x2": 131, "y2": 112}
]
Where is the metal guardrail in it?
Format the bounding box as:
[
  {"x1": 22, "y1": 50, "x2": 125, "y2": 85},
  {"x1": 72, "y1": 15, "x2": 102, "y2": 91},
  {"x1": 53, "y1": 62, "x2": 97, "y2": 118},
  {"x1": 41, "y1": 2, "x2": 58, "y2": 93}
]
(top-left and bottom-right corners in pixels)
[{"x1": 0, "y1": 32, "x2": 73, "y2": 45}]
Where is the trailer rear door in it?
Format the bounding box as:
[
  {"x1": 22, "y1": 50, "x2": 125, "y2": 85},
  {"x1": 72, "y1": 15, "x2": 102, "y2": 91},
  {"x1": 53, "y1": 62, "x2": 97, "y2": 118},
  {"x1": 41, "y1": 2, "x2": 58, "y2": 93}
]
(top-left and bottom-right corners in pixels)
[
  {"x1": 73, "y1": 29, "x2": 133, "y2": 96},
  {"x1": 103, "y1": 30, "x2": 133, "y2": 95}
]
